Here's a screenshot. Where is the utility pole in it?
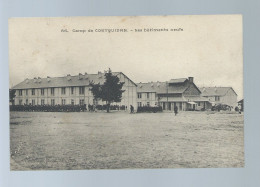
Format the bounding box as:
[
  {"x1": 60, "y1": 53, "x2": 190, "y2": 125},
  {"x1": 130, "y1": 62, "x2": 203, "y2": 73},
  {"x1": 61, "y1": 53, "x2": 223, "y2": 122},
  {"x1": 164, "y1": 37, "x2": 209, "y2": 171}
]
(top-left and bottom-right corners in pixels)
[{"x1": 166, "y1": 81, "x2": 168, "y2": 110}]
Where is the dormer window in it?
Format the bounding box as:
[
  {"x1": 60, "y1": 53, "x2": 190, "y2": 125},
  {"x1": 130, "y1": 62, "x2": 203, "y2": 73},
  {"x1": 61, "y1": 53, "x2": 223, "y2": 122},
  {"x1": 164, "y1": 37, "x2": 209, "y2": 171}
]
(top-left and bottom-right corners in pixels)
[
  {"x1": 67, "y1": 74, "x2": 71, "y2": 81},
  {"x1": 78, "y1": 73, "x2": 83, "y2": 80}
]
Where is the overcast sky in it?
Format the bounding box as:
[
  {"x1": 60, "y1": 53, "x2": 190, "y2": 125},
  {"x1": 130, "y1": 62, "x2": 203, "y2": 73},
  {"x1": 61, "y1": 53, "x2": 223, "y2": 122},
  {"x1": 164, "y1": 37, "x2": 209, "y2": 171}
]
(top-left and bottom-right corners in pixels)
[{"x1": 9, "y1": 15, "x2": 243, "y2": 99}]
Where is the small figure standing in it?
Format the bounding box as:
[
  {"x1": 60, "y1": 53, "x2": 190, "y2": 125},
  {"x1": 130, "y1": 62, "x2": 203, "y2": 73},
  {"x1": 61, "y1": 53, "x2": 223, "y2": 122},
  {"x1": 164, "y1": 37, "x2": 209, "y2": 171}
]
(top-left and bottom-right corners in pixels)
[
  {"x1": 174, "y1": 105, "x2": 178, "y2": 116},
  {"x1": 130, "y1": 105, "x2": 134, "y2": 113}
]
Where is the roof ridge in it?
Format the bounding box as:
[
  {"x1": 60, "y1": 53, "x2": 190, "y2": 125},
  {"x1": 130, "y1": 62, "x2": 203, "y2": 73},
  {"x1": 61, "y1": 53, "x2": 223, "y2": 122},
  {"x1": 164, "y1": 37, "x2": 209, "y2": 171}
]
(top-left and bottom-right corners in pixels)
[{"x1": 22, "y1": 71, "x2": 123, "y2": 80}]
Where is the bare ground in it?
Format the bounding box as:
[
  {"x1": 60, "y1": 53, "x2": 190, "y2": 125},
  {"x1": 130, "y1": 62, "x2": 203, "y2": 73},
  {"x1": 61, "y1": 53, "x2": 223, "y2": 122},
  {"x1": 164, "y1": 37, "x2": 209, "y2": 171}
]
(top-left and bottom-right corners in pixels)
[{"x1": 9, "y1": 111, "x2": 244, "y2": 170}]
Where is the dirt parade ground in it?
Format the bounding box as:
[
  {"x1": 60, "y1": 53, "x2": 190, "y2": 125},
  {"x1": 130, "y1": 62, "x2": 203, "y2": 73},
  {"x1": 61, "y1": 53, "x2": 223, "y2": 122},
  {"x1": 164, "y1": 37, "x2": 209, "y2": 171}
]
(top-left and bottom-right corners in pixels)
[{"x1": 10, "y1": 111, "x2": 244, "y2": 170}]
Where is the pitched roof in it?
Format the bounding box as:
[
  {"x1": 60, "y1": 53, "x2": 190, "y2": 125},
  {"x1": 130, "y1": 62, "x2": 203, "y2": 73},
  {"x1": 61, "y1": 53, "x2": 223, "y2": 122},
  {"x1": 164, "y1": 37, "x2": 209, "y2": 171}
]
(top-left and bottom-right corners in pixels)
[
  {"x1": 137, "y1": 82, "x2": 167, "y2": 93},
  {"x1": 137, "y1": 79, "x2": 190, "y2": 94},
  {"x1": 199, "y1": 87, "x2": 237, "y2": 96},
  {"x1": 12, "y1": 72, "x2": 134, "y2": 89}
]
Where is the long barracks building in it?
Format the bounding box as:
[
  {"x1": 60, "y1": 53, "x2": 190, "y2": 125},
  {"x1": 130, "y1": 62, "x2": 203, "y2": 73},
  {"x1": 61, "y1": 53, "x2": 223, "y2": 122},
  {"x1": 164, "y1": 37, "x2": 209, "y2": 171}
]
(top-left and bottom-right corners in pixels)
[
  {"x1": 12, "y1": 71, "x2": 137, "y2": 110},
  {"x1": 12, "y1": 72, "x2": 238, "y2": 111}
]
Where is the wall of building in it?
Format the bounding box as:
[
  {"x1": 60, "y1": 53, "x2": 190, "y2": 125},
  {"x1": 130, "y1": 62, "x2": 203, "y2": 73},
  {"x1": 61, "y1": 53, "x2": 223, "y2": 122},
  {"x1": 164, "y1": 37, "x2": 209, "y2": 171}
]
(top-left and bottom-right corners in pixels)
[
  {"x1": 137, "y1": 92, "x2": 157, "y2": 107},
  {"x1": 220, "y1": 89, "x2": 237, "y2": 108},
  {"x1": 202, "y1": 89, "x2": 237, "y2": 108},
  {"x1": 14, "y1": 72, "x2": 137, "y2": 110}
]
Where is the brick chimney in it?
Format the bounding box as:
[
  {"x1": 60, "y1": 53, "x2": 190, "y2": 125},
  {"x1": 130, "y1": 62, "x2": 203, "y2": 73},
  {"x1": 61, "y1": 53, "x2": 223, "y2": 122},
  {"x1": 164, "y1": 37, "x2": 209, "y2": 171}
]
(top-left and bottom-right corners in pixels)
[{"x1": 188, "y1": 77, "x2": 194, "y2": 83}]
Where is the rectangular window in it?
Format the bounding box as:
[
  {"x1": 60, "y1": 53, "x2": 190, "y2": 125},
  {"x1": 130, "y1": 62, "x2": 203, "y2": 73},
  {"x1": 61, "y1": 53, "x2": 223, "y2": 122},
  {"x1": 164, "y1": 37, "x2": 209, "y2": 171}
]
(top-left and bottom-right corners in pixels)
[
  {"x1": 79, "y1": 99, "x2": 85, "y2": 105},
  {"x1": 137, "y1": 93, "x2": 142, "y2": 99},
  {"x1": 215, "y1": 96, "x2": 220, "y2": 101},
  {"x1": 71, "y1": 99, "x2": 74, "y2": 105},
  {"x1": 41, "y1": 88, "x2": 44, "y2": 95},
  {"x1": 25, "y1": 90, "x2": 28, "y2": 96},
  {"x1": 147, "y1": 93, "x2": 149, "y2": 99},
  {"x1": 51, "y1": 99, "x2": 55, "y2": 106},
  {"x1": 26, "y1": 99, "x2": 28, "y2": 105},
  {"x1": 138, "y1": 102, "x2": 142, "y2": 107},
  {"x1": 41, "y1": 99, "x2": 45, "y2": 105},
  {"x1": 147, "y1": 102, "x2": 150, "y2": 106},
  {"x1": 71, "y1": 87, "x2": 74, "y2": 95},
  {"x1": 198, "y1": 102, "x2": 200, "y2": 106},
  {"x1": 62, "y1": 99, "x2": 66, "y2": 105},
  {"x1": 61, "y1": 88, "x2": 66, "y2": 95},
  {"x1": 32, "y1": 89, "x2": 35, "y2": 95},
  {"x1": 19, "y1": 99, "x2": 23, "y2": 105},
  {"x1": 19, "y1": 90, "x2": 22, "y2": 96},
  {"x1": 79, "y1": 86, "x2": 85, "y2": 95},
  {"x1": 51, "y1": 88, "x2": 55, "y2": 95},
  {"x1": 32, "y1": 99, "x2": 35, "y2": 106}
]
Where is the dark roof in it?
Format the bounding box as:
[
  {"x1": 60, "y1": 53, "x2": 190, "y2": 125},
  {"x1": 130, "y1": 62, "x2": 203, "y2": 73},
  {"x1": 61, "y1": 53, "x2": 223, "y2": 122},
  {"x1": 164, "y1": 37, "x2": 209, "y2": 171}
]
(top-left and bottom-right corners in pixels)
[
  {"x1": 137, "y1": 82, "x2": 167, "y2": 93},
  {"x1": 137, "y1": 78, "x2": 191, "y2": 94},
  {"x1": 199, "y1": 87, "x2": 237, "y2": 96},
  {"x1": 12, "y1": 72, "x2": 135, "y2": 89}
]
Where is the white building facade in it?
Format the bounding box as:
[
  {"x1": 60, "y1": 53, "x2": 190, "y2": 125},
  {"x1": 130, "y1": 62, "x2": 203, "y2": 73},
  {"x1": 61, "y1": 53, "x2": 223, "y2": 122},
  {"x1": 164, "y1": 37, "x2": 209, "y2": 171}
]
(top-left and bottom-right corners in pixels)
[
  {"x1": 199, "y1": 87, "x2": 238, "y2": 108},
  {"x1": 12, "y1": 72, "x2": 137, "y2": 110},
  {"x1": 137, "y1": 77, "x2": 210, "y2": 111}
]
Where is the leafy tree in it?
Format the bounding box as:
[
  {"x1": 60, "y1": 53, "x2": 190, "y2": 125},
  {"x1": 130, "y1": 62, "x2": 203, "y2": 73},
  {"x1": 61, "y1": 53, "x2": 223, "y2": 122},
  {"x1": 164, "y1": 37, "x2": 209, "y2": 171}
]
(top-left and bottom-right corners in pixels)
[
  {"x1": 9, "y1": 89, "x2": 16, "y2": 105},
  {"x1": 90, "y1": 69, "x2": 125, "y2": 112}
]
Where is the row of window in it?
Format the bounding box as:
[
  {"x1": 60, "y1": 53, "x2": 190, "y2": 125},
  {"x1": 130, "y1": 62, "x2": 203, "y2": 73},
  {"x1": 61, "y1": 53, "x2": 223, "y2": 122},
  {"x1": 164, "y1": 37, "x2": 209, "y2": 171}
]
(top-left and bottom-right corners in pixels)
[
  {"x1": 18, "y1": 87, "x2": 86, "y2": 96},
  {"x1": 19, "y1": 99, "x2": 85, "y2": 106},
  {"x1": 137, "y1": 93, "x2": 151, "y2": 99}
]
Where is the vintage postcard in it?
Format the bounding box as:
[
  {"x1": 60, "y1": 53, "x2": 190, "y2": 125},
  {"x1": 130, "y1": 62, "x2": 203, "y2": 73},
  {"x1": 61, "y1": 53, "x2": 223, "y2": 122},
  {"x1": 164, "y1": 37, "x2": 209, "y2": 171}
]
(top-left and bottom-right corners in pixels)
[{"x1": 9, "y1": 15, "x2": 243, "y2": 170}]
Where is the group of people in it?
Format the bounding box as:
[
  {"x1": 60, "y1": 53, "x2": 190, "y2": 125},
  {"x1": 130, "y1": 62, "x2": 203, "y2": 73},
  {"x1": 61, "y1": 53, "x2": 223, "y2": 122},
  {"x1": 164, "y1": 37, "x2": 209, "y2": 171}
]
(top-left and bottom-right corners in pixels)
[
  {"x1": 10, "y1": 104, "x2": 87, "y2": 112},
  {"x1": 10, "y1": 103, "x2": 179, "y2": 115}
]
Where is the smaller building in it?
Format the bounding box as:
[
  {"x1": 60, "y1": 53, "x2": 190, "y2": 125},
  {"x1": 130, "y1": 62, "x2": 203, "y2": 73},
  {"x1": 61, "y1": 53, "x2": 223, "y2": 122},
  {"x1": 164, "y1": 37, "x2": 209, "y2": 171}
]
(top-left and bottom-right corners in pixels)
[
  {"x1": 199, "y1": 87, "x2": 238, "y2": 108},
  {"x1": 137, "y1": 77, "x2": 210, "y2": 111}
]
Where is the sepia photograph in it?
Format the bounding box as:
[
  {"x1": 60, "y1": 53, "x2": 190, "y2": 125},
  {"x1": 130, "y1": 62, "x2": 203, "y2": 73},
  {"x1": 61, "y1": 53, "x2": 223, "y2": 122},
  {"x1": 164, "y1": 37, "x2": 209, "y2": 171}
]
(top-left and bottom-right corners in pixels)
[{"x1": 9, "y1": 15, "x2": 244, "y2": 170}]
